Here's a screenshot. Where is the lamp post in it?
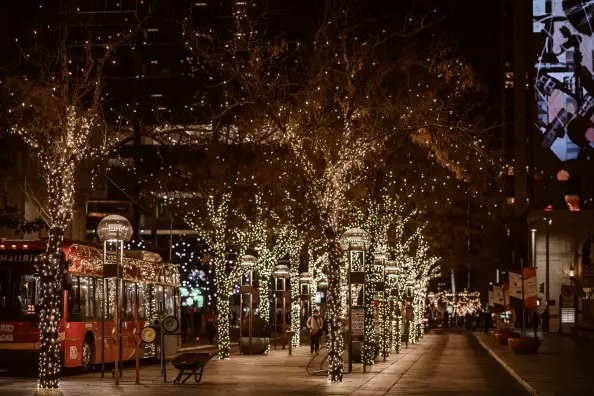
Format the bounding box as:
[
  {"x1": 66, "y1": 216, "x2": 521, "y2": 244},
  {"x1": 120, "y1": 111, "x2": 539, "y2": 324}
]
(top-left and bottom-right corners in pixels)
[
  {"x1": 385, "y1": 261, "x2": 399, "y2": 353},
  {"x1": 239, "y1": 254, "x2": 256, "y2": 353},
  {"x1": 373, "y1": 251, "x2": 387, "y2": 361},
  {"x1": 97, "y1": 215, "x2": 133, "y2": 385},
  {"x1": 339, "y1": 228, "x2": 370, "y2": 373},
  {"x1": 300, "y1": 272, "x2": 311, "y2": 344},
  {"x1": 273, "y1": 262, "x2": 290, "y2": 344},
  {"x1": 545, "y1": 217, "x2": 551, "y2": 307}
]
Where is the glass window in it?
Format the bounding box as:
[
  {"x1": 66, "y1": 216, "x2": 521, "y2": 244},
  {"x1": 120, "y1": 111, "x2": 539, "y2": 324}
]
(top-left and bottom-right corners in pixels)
[
  {"x1": 0, "y1": 261, "x2": 44, "y2": 321},
  {"x1": 125, "y1": 282, "x2": 136, "y2": 319},
  {"x1": 106, "y1": 278, "x2": 116, "y2": 319},
  {"x1": 137, "y1": 283, "x2": 148, "y2": 320},
  {"x1": 164, "y1": 286, "x2": 174, "y2": 316},
  {"x1": 155, "y1": 285, "x2": 164, "y2": 315},
  {"x1": 96, "y1": 278, "x2": 104, "y2": 319},
  {"x1": 67, "y1": 276, "x2": 80, "y2": 315},
  {"x1": 88, "y1": 277, "x2": 95, "y2": 319},
  {"x1": 79, "y1": 277, "x2": 88, "y2": 318}
]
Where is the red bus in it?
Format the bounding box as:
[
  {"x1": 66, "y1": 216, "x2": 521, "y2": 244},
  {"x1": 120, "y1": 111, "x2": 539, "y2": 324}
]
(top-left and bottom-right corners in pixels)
[{"x1": 0, "y1": 239, "x2": 180, "y2": 370}]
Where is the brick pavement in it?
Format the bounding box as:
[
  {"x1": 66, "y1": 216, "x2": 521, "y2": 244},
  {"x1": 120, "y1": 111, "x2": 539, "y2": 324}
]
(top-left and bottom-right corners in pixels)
[
  {"x1": 473, "y1": 330, "x2": 594, "y2": 396},
  {"x1": 0, "y1": 331, "x2": 526, "y2": 396}
]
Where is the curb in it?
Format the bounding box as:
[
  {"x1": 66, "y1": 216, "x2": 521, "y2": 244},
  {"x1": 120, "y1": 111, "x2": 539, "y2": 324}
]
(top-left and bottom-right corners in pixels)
[{"x1": 473, "y1": 334, "x2": 539, "y2": 396}]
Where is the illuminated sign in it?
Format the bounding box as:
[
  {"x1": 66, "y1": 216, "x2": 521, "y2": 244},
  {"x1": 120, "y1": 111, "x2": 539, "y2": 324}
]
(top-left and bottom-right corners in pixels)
[{"x1": 0, "y1": 253, "x2": 41, "y2": 263}]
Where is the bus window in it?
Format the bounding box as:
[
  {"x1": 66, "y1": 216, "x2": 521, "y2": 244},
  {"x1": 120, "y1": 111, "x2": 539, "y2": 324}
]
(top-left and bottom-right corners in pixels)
[
  {"x1": 67, "y1": 276, "x2": 80, "y2": 315},
  {"x1": 80, "y1": 277, "x2": 89, "y2": 318},
  {"x1": 88, "y1": 277, "x2": 95, "y2": 318},
  {"x1": 155, "y1": 285, "x2": 164, "y2": 315},
  {"x1": 164, "y1": 286, "x2": 174, "y2": 316},
  {"x1": 79, "y1": 277, "x2": 94, "y2": 319},
  {"x1": 125, "y1": 282, "x2": 136, "y2": 319},
  {"x1": 96, "y1": 278, "x2": 104, "y2": 319},
  {"x1": 106, "y1": 279, "x2": 116, "y2": 319},
  {"x1": 137, "y1": 283, "x2": 148, "y2": 320}
]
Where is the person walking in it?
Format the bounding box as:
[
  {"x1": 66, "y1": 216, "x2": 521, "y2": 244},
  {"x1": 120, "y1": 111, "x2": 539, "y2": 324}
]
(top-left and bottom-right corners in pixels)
[
  {"x1": 532, "y1": 310, "x2": 541, "y2": 338},
  {"x1": 542, "y1": 307, "x2": 550, "y2": 334},
  {"x1": 181, "y1": 309, "x2": 190, "y2": 342},
  {"x1": 483, "y1": 312, "x2": 492, "y2": 334},
  {"x1": 306, "y1": 310, "x2": 324, "y2": 354},
  {"x1": 193, "y1": 307, "x2": 203, "y2": 340},
  {"x1": 205, "y1": 307, "x2": 217, "y2": 345}
]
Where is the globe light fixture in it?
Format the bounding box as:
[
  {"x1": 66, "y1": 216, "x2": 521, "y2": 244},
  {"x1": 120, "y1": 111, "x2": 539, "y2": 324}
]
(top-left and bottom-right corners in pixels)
[
  {"x1": 272, "y1": 263, "x2": 290, "y2": 279},
  {"x1": 97, "y1": 214, "x2": 133, "y2": 242},
  {"x1": 385, "y1": 260, "x2": 399, "y2": 276},
  {"x1": 299, "y1": 272, "x2": 311, "y2": 284},
  {"x1": 241, "y1": 254, "x2": 257, "y2": 270},
  {"x1": 339, "y1": 228, "x2": 370, "y2": 251}
]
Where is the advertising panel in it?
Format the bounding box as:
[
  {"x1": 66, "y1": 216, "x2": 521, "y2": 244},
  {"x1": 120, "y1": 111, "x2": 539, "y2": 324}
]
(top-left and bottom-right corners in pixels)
[{"x1": 533, "y1": 0, "x2": 594, "y2": 210}]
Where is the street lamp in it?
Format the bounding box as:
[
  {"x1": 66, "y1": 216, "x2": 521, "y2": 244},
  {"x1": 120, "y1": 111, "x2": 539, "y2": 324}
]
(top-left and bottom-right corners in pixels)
[
  {"x1": 300, "y1": 272, "x2": 311, "y2": 324},
  {"x1": 273, "y1": 262, "x2": 290, "y2": 341},
  {"x1": 339, "y1": 228, "x2": 370, "y2": 373},
  {"x1": 240, "y1": 254, "x2": 256, "y2": 353},
  {"x1": 318, "y1": 277, "x2": 329, "y2": 288},
  {"x1": 97, "y1": 215, "x2": 133, "y2": 384},
  {"x1": 385, "y1": 260, "x2": 399, "y2": 352},
  {"x1": 374, "y1": 251, "x2": 388, "y2": 361}
]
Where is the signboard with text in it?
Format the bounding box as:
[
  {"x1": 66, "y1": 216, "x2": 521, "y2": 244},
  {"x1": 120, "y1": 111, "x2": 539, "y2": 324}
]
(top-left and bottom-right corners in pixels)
[{"x1": 351, "y1": 306, "x2": 364, "y2": 337}]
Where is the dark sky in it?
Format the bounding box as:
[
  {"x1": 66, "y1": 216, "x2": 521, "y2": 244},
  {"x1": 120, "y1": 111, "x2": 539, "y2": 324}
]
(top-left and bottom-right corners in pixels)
[
  {"x1": 0, "y1": 0, "x2": 501, "y2": 92},
  {"x1": 284, "y1": 0, "x2": 501, "y2": 91}
]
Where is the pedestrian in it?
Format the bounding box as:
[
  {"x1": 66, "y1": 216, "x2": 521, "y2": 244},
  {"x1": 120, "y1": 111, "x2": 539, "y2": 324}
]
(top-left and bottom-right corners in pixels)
[
  {"x1": 193, "y1": 307, "x2": 203, "y2": 338},
  {"x1": 542, "y1": 307, "x2": 550, "y2": 334},
  {"x1": 532, "y1": 310, "x2": 541, "y2": 338},
  {"x1": 306, "y1": 310, "x2": 324, "y2": 354},
  {"x1": 231, "y1": 310, "x2": 238, "y2": 328},
  {"x1": 181, "y1": 309, "x2": 190, "y2": 342},
  {"x1": 465, "y1": 313, "x2": 472, "y2": 331},
  {"x1": 205, "y1": 307, "x2": 217, "y2": 345},
  {"x1": 483, "y1": 312, "x2": 492, "y2": 334}
]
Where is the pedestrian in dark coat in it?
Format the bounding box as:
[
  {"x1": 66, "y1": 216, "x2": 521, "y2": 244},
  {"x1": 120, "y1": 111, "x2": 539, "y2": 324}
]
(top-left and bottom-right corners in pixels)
[{"x1": 532, "y1": 311, "x2": 540, "y2": 338}]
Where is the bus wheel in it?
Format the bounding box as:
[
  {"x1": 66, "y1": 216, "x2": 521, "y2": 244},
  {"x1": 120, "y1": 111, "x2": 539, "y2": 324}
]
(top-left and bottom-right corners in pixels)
[{"x1": 81, "y1": 337, "x2": 95, "y2": 372}]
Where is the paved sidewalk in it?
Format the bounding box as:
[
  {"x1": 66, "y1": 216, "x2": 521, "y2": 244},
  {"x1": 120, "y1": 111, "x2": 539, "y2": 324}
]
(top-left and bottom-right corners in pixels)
[
  {"x1": 0, "y1": 332, "x2": 525, "y2": 396},
  {"x1": 473, "y1": 331, "x2": 594, "y2": 396}
]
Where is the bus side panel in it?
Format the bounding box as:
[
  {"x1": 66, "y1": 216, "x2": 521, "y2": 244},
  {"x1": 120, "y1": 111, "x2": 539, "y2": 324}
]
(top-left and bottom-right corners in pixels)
[{"x1": 63, "y1": 322, "x2": 84, "y2": 367}]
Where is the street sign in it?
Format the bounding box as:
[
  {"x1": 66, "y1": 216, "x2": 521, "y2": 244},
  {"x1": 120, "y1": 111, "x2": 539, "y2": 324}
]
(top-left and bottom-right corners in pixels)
[
  {"x1": 140, "y1": 326, "x2": 157, "y2": 344},
  {"x1": 349, "y1": 271, "x2": 365, "y2": 284},
  {"x1": 351, "y1": 306, "x2": 365, "y2": 337},
  {"x1": 162, "y1": 316, "x2": 179, "y2": 334}
]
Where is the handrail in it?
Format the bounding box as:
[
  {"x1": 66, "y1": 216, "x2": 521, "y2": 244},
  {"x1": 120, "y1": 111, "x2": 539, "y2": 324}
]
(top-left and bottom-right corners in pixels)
[{"x1": 306, "y1": 345, "x2": 329, "y2": 376}]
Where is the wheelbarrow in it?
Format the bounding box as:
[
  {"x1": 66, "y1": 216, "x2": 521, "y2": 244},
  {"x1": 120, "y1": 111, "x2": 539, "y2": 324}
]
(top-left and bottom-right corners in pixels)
[{"x1": 170, "y1": 352, "x2": 216, "y2": 384}]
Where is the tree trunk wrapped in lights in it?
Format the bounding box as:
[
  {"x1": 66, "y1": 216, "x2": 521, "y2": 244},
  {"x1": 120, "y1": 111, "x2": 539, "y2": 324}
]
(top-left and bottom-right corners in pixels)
[
  {"x1": 324, "y1": 222, "x2": 346, "y2": 382},
  {"x1": 362, "y1": 246, "x2": 377, "y2": 366},
  {"x1": 289, "y1": 252, "x2": 302, "y2": 348},
  {"x1": 257, "y1": 273, "x2": 272, "y2": 324}
]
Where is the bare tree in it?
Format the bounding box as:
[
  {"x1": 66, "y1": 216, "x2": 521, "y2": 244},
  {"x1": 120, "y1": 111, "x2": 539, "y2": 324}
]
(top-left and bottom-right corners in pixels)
[{"x1": 0, "y1": 5, "x2": 144, "y2": 389}]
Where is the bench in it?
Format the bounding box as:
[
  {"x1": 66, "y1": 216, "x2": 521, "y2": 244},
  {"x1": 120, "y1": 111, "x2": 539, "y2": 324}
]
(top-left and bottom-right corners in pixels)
[{"x1": 170, "y1": 352, "x2": 216, "y2": 384}]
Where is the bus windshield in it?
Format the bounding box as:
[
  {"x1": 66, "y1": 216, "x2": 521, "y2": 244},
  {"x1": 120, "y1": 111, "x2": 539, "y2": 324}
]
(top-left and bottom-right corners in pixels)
[{"x1": 0, "y1": 262, "x2": 41, "y2": 322}]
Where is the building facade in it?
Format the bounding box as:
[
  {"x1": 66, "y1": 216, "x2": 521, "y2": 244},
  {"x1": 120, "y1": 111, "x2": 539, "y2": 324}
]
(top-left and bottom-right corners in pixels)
[{"x1": 505, "y1": 0, "x2": 594, "y2": 332}]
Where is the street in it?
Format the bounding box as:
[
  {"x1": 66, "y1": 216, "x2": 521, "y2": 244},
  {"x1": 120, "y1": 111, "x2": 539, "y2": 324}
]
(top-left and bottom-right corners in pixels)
[{"x1": 0, "y1": 331, "x2": 528, "y2": 395}]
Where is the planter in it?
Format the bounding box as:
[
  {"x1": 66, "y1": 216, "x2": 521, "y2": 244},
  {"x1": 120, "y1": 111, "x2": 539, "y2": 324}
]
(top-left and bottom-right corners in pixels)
[
  {"x1": 494, "y1": 329, "x2": 521, "y2": 346},
  {"x1": 351, "y1": 341, "x2": 380, "y2": 363},
  {"x1": 508, "y1": 337, "x2": 541, "y2": 354},
  {"x1": 239, "y1": 337, "x2": 270, "y2": 354}
]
